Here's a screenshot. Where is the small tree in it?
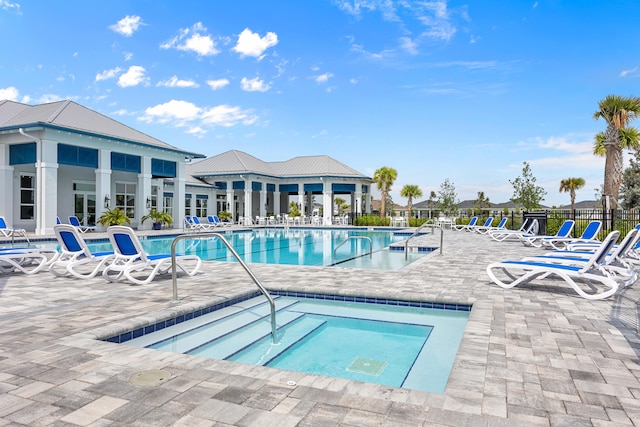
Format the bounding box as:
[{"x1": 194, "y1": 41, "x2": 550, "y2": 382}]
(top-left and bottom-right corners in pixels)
[
  {"x1": 559, "y1": 177, "x2": 585, "y2": 211},
  {"x1": 473, "y1": 191, "x2": 491, "y2": 216},
  {"x1": 510, "y1": 161, "x2": 547, "y2": 210},
  {"x1": 437, "y1": 178, "x2": 459, "y2": 217},
  {"x1": 400, "y1": 184, "x2": 423, "y2": 218},
  {"x1": 334, "y1": 197, "x2": 346, "y2": 215},
  {"x1": 620, "y1": 149, "x2": 640, "y2": 209}
]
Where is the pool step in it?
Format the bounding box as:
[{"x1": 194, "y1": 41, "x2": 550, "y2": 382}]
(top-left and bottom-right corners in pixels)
[
  {"x1": 228, "y1": 315, "x2": 327, "y2": 365},
  {"x1": 188, "y1": 310, "x2": 306, "y2": 359},
  {"x1": 131, "y1": 297, "x2": 298, "y2": 352}
]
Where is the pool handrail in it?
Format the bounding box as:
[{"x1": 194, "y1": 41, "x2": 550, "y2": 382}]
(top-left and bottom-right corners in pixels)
[
  {"x1": 170, "y1": 232, "x2": 278, "y2": 344},
  {"x1": 333, "y1": 236, "x2": 373, "y2": 259},
  {"x1": 405, "y1": 220, "x2": 443, "y2": 260}
]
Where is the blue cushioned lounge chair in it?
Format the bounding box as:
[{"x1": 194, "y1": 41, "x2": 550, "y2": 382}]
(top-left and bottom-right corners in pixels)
[
  {"x1": 103, "y1": 226, "x2": 201, "y2": 285},
  {"x1": 68, "y1": 215, "x2": 96, "y2": 233},
  {"x1": 540, "y1": 220, "x2": 602, "y2": 250},
  {"x1": 50, "y1": 224, "x2": 114, "y2": 279},
  {"x1": 519, "y1": 220, "x2": 575, "y2": 248},
  {"x1": 487, "y1": 230, "x2": 623, "y2": 300}
]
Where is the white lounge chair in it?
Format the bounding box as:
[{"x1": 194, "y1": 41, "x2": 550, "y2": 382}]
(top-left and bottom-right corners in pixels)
[
  {"x1": 50, "y1": 224, "x2": 114, "y2": 279},
  {"x1": 520, "y1": 220, "x2": 575, "y2": 248},
  {"x1": 487, "y1": 230, "x2": 623, "y2": 300},
  {"x1": 68, "y1": 215, "x2": 96, "y2": 233},
  {"x1": 540, "y1": 220, "x2": 602, "y2": 250},
  {"x1": 208, "y1": 215, "x2": 231, "y2": 227},
  {"x1": 489, "y1": 218, "x2": 539, "y2": 242},
  {"x1": 189, "y1": 216, "x2": 214, "y2": 230},
  {"x1": 103, "y1": 226, "x2": 201, "y2": 285},
  {"x1": 474, "y1": 217, "x2": 508, "y2": 234},
  {"x1": 452, "y1": 217, "x2": 478, "y2": 231},
  {"x1": 0, "y1": 249, "x2": 50, "y2": 275},
  {"x1": 0, "y1": 216, "x2": 29, "y2": 241}
]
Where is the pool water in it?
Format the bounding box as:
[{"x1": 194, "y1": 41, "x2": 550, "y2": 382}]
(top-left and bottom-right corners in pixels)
[
  {"x1": 42, "y1": 228, "x2": 431, "y2": 269},
  {"x1": 123, "y1": 295, "x2": 470, "y2": 393}
]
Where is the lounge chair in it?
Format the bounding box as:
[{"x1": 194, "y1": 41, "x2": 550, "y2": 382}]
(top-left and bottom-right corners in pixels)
[
  {"x1": 488, "y1": 219, "x2": 539, "y2": 242},
  {"x1": 522, "y1": 228, "x2": 640, "y2": 286},
  {"x1": 103, "y1": 226, "x2": 201, "y2": 285},
  {"x1": 190, "y1": 216, "x2": 214, "y2": 230},
  {"x1": 0, "y1": 216, "x2": 29, "y2": 241},
  {"x1": 208, "y1": 215, "x2": 231, "y2": 227},
  {"x1": 540, "y1": 220, "x2": 602, "y2": 250},
  {"x1": 452, "y1": 217, "x2": 478, "y2": 231},
  {"x1": 50, "y1": 224, "x2": 114, "y2": 279},
  {"x1": 68, "y1": 215, "x2": 96, "y2": 233},
  {"x1": 474, "y1": 217, "x2": 508, "y2": 234},
  {"x1": 0, "y1": 249, "x2": 50, "y2": 274},
  {"x1": 519, "y1": 220, "x2": 575, "y2": 248},
  {"x1": 487, "y1": 230, "x2": 622, "y2": 300}
]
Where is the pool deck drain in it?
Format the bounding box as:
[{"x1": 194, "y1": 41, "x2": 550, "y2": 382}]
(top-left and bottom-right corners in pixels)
[
  {"x1": 1, "y1": 227, "x2": 639, "y2": 425},
  {"x1": 128, "y1": 369, "x2": 172, "y2": 386}
]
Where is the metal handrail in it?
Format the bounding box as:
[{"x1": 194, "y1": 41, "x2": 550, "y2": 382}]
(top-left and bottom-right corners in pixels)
[
  {"x1": 333, "y1": 236, "x2": 373, "y2": 259},
  {"x1": 170, "y1": 233, "x2": 278, "y2": 344},
  {"x1": 405, "y1": 220, "x2": 443, "y2": 260}
]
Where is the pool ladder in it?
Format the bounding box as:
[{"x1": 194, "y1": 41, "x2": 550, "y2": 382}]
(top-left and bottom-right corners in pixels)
[
  {"x1": 170, "y1": 233, "x2": 279, "y2": 344},
  {"x1": 404, "y1": 220, "x2": 443, "y2": 260}
]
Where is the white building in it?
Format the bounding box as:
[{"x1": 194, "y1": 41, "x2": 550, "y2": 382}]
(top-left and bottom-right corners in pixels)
[{"x1": 0, "y1": 100, "x2": 373, "y2": 234}]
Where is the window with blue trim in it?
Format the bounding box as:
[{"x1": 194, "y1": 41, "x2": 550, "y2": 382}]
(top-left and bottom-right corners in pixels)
[
  {"x1": 9, "y1": 143, "x2": 36, "y2": 165},
  {"x1": 111, "y1": 152, "x2": 141, "y2": 173},
  {"x1": 151, "y1": 159, "x2": 176, "y2": 178},
  {"x1": 58, "y1": 144, "x2": 98, "y2": 168}
]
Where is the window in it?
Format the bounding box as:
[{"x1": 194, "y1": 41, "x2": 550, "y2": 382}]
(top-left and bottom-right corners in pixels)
[
  {"x1": 149, "y1": 186, "x2": 158, "y2": 210},
  {"x1": 164, "y1": 195, "x2": 173, "y2": 217},
  {"x1": 19, "y1": 174, "x2": 35, "y2": 220},
  {"x1": 217, "y1": 194, "x2": 227, "y2": 213},
  {"x1": 195, "y1": 195, "x2": 208, "y2": 217},
  {"x1": 185, "y1": 195, "x2": 192, "y2": 216},
  {"x1": 115, "y1": 183, "x2": 136, "y2": 219}
]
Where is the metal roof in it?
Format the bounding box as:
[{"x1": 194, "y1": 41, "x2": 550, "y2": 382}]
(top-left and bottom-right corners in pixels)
[
  {"x1": 0, "y1": 100, "x2": 204, "y2": 159},
  {"x1": 188, "y1": 150, "x2": 371, "y2": 180}
]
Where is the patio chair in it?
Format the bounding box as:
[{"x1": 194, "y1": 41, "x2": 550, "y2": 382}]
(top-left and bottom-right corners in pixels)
[
  {"x1": 540, "y1": 220, "x2": 602, "y2": 250},
  {"x1": 0, "y1": 249, "x2": 50, "y2": 275},
  {"x1": 103, "y1": 226, "x2": 201, "y2": 285},
  {"x1": 474, "y1": 217, "x2": 508, "y2": 234},
  {"x1": 208, "y1": 215, "x2": 231, "y2": 227},
  {"x1": 0, "y1": 216, "x2": 29, "y2": 240},
  {"x1": 519, "y1": 220, "x2": 575, "y2": 248},
  {"x1": 489, "y1": 218, "x2": 539, "y2": 242},
  {"x1": 487, "y1": 230, "x2": 622, "y2": 300},
  {"x1": 68, "y1": 215, "x2": 96, "y2": 233},
  {"x1": 49, "y1": 224, "x2": 114, "y2": 279},
  {"x1": 451, "y1": 217, "x2": 478, "y2": 231}
]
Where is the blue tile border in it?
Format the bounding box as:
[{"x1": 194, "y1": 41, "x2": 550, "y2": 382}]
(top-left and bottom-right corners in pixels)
[{"x1": 103, "y1": 290, "x2": 472, "y2": 344}]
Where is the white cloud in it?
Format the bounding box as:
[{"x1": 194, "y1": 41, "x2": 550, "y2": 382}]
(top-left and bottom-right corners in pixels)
[
  {"x1": 156, "y1": 76, "x2": 199, "y2": 88},
  {"x1": 37, "y1": 94, "x2": 64, "y2": 103},
  {"x1": 232, "y1": 28, "x2": 278, "y2": 59},
  {"x1": 109, "y1": 15, "x2": 143, "y2": 37},
  {"x1": 314, "y1": 72, "x2": 333, "y2": 84},
  {"x1": 0, "y1": 86, "x2": 19, "y2": 100},
  {"x1": 0, "y1": 0, "x2": 21, "y2": 14},
  {"x1": 206, "y1": 78, "x2": 230, "y2": 90},
  {"x1": 240, "y1": 77, "x2": 270, "y2": 92},
  {"x1": 117, "y1": 66, "x2": 148, "y2": 87},
  {"x1": 95, "y1": 67, "x2": 122, "y2": 82},
  {"x1": 124, "y1": 52, "x2": 134, "y2": 61},
  {"x1": 140, "y1": 100, "x2": 258, "y2": 134},
  {"x1": 201, "y1": 104, "x2": 258, "y2": 127},
  {"x1": 399, "y1": 37, "x2": 418, "y2": 55},
  {"x1": 160, "y1": 22, "x2": 219, "y2": 56},
  {"x1": 620, "y1": 67, "x2": 638, "y2": 77}
]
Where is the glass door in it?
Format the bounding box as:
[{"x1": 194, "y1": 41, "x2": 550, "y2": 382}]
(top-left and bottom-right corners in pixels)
[{"x1": 73, "y1": 183, "x2": 97, "y2": 226}]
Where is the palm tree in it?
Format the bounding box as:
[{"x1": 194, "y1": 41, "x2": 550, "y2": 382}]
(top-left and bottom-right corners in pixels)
[
  {"x1": 334, "y1": 197, "x2": 346, "y2": 215},
  {"x1": 593, "y1": 95, "x2": 640, "y2": 208},
  {"x1": 400, "y1": 185, "x2": 423, "y2": 218},
  {"x1": 373, "y1": 166, "x2": 397, "y2": 218},
  {"x1": 559, "y1": 177, "x2": 585, "y2": 212}
]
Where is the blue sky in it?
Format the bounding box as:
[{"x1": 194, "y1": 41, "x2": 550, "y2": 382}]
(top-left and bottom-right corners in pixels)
[{"x1": 1, "y1": 0, "x2": 639, "y2": 207}]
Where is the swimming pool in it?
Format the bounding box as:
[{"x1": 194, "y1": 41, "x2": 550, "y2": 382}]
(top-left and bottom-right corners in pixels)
[
  {"x1": 117, "y1": 293, "x2": 470, "y2": 393},
  {"x1": 41, "y1": 228, "x2": 432, "y2": 269}
]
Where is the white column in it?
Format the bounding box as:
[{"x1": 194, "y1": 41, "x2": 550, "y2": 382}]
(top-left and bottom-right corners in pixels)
[
  {"x1": 244, "y1": 187, "x2": 252, "y2": 224},
  {"x1": 226, "y1": 181, "x2": 234, "y2": 221},
  {"x1": 273, "y1": 190, "x2": 281, "y2": 215},
  {"x1": 298, "y1": 186, "x2": 305, "y2": 217},
  {"x1": 354, "y1": 183, "x2": 363, "y2": 216},
  {"x1": 322, "y1": 182, "x2": 333, "y2": 225},
  {"x1": 365, "y1": 190, "x2": 372, "y2": 214},
  {"x1": 174, "y1": 162, "x2": 186, "y2": 230},
  {"x1": 260, "y1": 189, "x2": 267, "y2": 217},
  {"x1": 96, "y1": 149, "x2": 111, "y2": 231},
  {"x1": 36, "y1": 139, "x2": 58, "y2": 235},
  {"x1": 137, "y1": 157, "x2": 152, "y2": 230}
]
